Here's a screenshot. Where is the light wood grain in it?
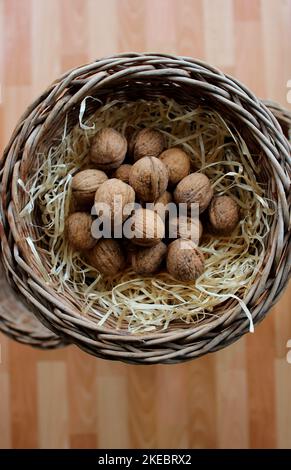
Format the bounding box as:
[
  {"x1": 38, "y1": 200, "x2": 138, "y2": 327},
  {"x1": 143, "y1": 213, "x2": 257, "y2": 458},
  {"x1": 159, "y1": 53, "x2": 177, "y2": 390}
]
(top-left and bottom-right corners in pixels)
[
  {"x1": 145, "y1": 0, "x2": 177, "y2": 53},
  {"x1": 216, "y1": 340, "x2": 249, "y2": 449},
  {"x1": 0, "y1": 0, "x2": 291, "y2": 449},
  {"x1": 246, "y1": 316, "x2": 277, "y2": 448},
  {"x1": 203, "y1": 0, "x2": 235, "y2": 68},
  {"x1": 156, "y1": 364, "x2": 189, "y2": 448},
  {"x1": 128, "y1": 366, "x2": 157, "y2": 448},
  {"x1": 187, "y1": 355, "x2": 217, "y2": 449},
  {"x1": 275, "y1": 358, "x2": 291, "y2": 448},
  {"x1": 88, "y1": 0, "x2": 118, "y2": 60},
  {"x1": 37, "y1": 361, "x2": 69, "y2": 449},
  {"x1": 67, "y1": 347, "x2": 98, "y2": 446},
  {"x1": 96, "y1": 360, "x2": 129, "y2": 448},
  {"x1": 176, "y1": 0, "x2": 205, "y2": 58},
  {"x1": 0, "y1": 372, "x2": 11, "y2": 448},
  {"x1": 10, "y1": 342, "x2": 38, "y2": 448}
]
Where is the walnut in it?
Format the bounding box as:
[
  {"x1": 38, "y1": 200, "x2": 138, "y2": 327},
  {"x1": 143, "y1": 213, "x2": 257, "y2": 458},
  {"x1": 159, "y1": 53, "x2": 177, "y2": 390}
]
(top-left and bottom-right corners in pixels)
[
  {"x1": 174, "y1": 172, "x2": 213, "y2": 213},
  {"x1": 208, "y1": 195, "x2": 240, "y2": 235},
  {"x1": 167, "y1": 238, "x2": 205, "y2": 282},
  {"x1": 71, "y1": 169, "x2": 108, "y2": 207},
  {"x1": 159, "y1": 147, "x2": 191, "y2": 186},
  {"x1": 125, "y1": 208, "x2": 165, "y2": 247},
  {"x1": 153, "y1": 191, "x2": 173, "y2": 218},
  {"x1": 86, "y1": 239, "x2": 125, "y2": 276},
  {"x1": 133, "y1": 128, "x2": 165, "y2": 161},
  {"x1": 90, "y1": 128, "x2": 127, "y2": 170},
  {"x1": 132, "y1": 242, "x2": 167, "y2": 275},
  {"x1": 122, "y1": 239, "x2": 137, "y2": 264},
  {"x1": 66, "y1": 212, "x2": 97, "y2": 251},
  {"x1": 129, "y1": 156, "x2": 168, "y2": 202},
  {"x1": 168, "y1": 215, "x2": 203, "y2": 244},
  {"x1": 125, "y1": 127, "x2": 139, "y2": 158},
  {"x1": 94, "y1": 178, "x2": 135, "y2": 223},
  {"x1": 113, "y1": 164, "x2": 132, "y2": 184}
]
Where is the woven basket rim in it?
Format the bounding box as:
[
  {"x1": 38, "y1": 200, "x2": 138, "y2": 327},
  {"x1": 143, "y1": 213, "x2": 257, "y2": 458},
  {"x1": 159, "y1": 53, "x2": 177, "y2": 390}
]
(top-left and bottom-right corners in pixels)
[{"x1": 0, "y1": 261, "x2": 67, "y2": 348}]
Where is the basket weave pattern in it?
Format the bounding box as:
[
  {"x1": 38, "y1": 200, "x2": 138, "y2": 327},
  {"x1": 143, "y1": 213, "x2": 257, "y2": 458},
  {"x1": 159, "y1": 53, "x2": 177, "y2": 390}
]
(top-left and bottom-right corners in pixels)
[
  {"x1": 0, "y1": 262, "x2": 66, "y2": 348},
  {"x1": 0, "y1": 53, "x2": 290, "y2": 363}
]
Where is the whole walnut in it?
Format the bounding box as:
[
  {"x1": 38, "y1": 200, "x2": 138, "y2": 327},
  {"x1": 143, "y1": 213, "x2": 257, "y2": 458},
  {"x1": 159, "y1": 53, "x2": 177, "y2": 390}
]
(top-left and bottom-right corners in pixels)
[
  {"x1": 159, "y1": 147, "x2": 191, "y2": 186},
  {"x1": 174, "y1": 172, "x2": 213, "y2": 213},
  {"x1": 168, "y1": 215, "x2": 203, "y2": 244},
  {"x1": 90, "y1": 128, "x2": 127, "y2": 170},
  {"x1": 129, "y1": 156, "x2": 168, "y2": 202},
  {"x1": 113, "y1": 164, "x2": 132, "y2": 184},
  {"x1": 208, "y1": 195, "x2": 240, "y2": 235},
  {"x1": 124, "y1": 208, "x2": 165, "y2": 247},
  {"x1": 153, "y1": 191, "x2": 173, "y2": 218},
  {"x1": 94, "y1": 178, "x2": 135, "y2": 223},
  {"x1": 132, "y1": 242, "x2": 167, "y2": 275},
  {"x1": 71, "y1": 169, "x2": 108, "y2": 207},
  {"x1": 133, "y1": 128, "x2": 165, "y2": 161},
  {"x1": 66, "y1": 212, "x2": 97, "y2": 251},
  {"x1": 86, "y1": 239, "x2": 125, "y2": 277},
  {"x1": 167, "y1": 238, "x2": 205, "y2": 282}
]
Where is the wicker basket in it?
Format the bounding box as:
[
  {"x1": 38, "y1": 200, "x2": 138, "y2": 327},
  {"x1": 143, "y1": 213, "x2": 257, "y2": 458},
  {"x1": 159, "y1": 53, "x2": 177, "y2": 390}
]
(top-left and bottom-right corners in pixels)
[
  {"x1": 0, "y1": 261, "x2": 66, "y2": 348},
  {"x1": 263, "y1": 100, "x2": 291, "y2": 141},
  {"x1": 0, "y1": 53, "x2": 290, "y2": 364}
]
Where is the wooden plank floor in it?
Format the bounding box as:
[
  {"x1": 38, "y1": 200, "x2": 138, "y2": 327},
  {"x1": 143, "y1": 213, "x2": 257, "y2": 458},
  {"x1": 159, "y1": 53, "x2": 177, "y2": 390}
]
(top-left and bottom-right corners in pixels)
[{"x1": 0, "y1": 0, "x2": 291, "y2": 449}]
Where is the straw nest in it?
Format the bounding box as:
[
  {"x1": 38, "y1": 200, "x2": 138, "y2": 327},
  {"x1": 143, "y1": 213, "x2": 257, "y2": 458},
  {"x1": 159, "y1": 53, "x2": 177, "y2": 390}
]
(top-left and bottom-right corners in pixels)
[{"x1": 18, "y1": 97, "x2": 276, "y2": 334}]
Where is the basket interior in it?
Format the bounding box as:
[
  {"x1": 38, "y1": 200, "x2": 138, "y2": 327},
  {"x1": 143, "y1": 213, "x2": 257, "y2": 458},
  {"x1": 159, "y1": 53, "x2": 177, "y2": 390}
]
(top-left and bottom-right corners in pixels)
[{"x1": 9, "y1": 72, "x2": 285, "y2": 336}]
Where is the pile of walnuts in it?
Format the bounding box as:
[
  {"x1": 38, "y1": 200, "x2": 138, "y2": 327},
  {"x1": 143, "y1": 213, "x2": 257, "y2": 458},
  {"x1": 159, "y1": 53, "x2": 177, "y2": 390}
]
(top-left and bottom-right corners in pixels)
[{"x1": 67, "y1": 127, "x2": 240, "y2": 281}]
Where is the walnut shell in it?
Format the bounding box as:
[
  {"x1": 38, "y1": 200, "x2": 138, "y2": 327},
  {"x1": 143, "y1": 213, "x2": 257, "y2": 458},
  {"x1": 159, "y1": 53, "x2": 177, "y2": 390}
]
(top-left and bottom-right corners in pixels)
[
  {"x1": 72, "y1": 169, "x2": 108, "y2": 207},
  {"x1": 126, "y1": 127, "x2": 139, "y2": 158},
  {"x1": 132, "y1": 242, "x2": 167, "y2": 275},
  {"x1": 153, "y1": 191, "x2": 173, "y2": 218},
  {"x1": 66, "y1": 212, "x2": 97, "y2": 251},
  {"x1": 159, "y1": 147, "x2": 191, "y2": 186},
  {"x1": 113, "y1": 164, "x2": 132, "y2": 184},
  {"x1": 174, "y1": 172, "x2": 213, "y2": 213},
  {"x1": 122, "y1": 239, "x2": 137, "y2": 264},
  {"x1": 208, "y1": 195, "x2": 240, "y2": 235},
  {"x1": 168, "y1": 215, "x2": 203, "y2": 244},
  {"x1": 129, "y1": 156, "x2": 168, "y2": 202},
  {"x1": 94, "y1": 178, "x2": 135, "y2": 223},
  {"x1": 90, "y1": 128, "x2": 127, "y2": 170},
  {"x1": 167, "y1": 238, "x2": 205, "y2": 282},
  {"x1": 125, "y1": 208, "x2": 165, "y2": 247},
  {"x1": 133, "y1": 128, "x2": 165, "y2": 161},
  {"x1": 86, "y1": 239, "x2": 125, "y2": 276}
]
